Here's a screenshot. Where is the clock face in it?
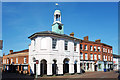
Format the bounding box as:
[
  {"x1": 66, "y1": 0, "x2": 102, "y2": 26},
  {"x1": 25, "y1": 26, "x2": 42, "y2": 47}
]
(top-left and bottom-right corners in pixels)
[{"x1": 58, "y1": 25, "x2": 62, "y2": 30}]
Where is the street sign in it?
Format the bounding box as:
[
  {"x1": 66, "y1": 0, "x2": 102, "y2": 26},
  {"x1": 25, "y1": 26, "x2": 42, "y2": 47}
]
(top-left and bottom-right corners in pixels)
[{"x1": 36, "y1": 60, "x2": 39, "y2": 64}]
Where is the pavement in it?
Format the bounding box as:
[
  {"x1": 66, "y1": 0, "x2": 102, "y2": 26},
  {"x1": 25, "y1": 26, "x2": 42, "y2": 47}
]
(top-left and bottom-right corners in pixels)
[{"x1": 0, "y1": 70, "x2": 119, "y2": 80}]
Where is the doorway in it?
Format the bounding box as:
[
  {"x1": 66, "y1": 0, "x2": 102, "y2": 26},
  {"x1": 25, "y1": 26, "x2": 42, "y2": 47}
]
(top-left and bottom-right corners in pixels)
[{"x1": 63, "y1": 58, "x2": 69, "y2": 74}]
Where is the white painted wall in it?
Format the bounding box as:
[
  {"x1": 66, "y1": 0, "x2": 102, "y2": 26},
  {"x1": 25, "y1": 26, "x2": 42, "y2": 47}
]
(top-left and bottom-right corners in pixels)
[{"x1": 29, "y1": 36, "x2": 80, "y2": 75}]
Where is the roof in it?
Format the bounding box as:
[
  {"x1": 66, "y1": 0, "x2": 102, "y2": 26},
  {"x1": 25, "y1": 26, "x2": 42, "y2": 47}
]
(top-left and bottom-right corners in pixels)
[
  {"x1": 81, "y1": 40, "x2": 112, "y2": 48},
  {"x1": 28, "y1": 31, "x2": 82, "y2": 42},
  {"x1": 7, "y1": 49, "x2": 29, "y2": 55},
  {"x1": 113, "y1": 54, "x2": 120, "y2": 58}
]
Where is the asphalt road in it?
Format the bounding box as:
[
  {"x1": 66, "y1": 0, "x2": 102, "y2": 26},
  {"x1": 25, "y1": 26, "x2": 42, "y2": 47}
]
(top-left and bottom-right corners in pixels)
[{"x1": 0, "y1": 70, "x2": 119, "y2": 80}]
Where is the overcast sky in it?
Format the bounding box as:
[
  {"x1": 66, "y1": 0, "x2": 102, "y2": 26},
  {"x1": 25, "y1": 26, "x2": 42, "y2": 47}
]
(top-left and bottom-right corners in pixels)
[{"x1": 2, "y1": 2, "x2": 118, "y2": 56}]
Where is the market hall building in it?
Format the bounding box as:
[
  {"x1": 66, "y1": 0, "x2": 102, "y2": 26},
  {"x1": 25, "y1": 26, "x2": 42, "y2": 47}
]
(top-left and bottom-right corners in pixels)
[{"x1": 2, "y1": 9, "x2": 113, "y2": 76}]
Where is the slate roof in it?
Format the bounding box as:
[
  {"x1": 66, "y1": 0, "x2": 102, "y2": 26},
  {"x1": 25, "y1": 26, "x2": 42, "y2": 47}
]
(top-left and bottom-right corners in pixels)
[{"x1": 28, "y1": 31, "x2": 82, "y2": 42}]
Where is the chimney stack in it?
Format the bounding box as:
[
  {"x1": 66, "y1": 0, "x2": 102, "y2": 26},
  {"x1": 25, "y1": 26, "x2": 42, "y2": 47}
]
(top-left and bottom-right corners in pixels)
[
  {"x1": 95, "y1": 39, "x2": 101, "y2": 43},
  {"x1": 70, "y1": 32, "x2": 74, "y2": 37},
  {"x1": 84, "y1": 36, "x2": 88, "y2": 41},
  {"x1": 9, "y1": 50, "x2": 13, "y2": 54}
]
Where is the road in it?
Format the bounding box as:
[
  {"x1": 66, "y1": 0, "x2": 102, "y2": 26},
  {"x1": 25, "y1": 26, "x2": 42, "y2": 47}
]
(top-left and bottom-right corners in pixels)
[{"x1": 0, "y1": 70, "x2": 119, "y2": 80}]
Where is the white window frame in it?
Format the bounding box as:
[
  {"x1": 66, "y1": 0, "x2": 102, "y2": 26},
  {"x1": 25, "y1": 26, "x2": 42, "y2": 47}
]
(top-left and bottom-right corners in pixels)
[
  {"x1": 24, "y1": 57, "x2": 26, "y2": 64},
  {"x1": 65, "y1": 40, "x2": 68, "y2": 50},
  {"x1": 74, "y1": 42, "x2": 77, "y2": 51},
  {"x1": 98, "y1": 46, "x2": 100, "y2": 52},
  {"x1": 90, "y1": 46, "x2": 93, "y2": 51},
  {"x1": 94, "y1": 46, "x2": 96, "y2": 51},
  {"x1": 52, "y1": 38, "x2": 57, "y2": 49},
  {"x1": 85, "y1": 45, "x2": 87, "y2": 50},
  {"x1": 80, "y1": 53, "x2": 83, "y2": 60},
  {"x1": 7, "y1": 59, "x2": 8, "y2": 64},
  {"x1": 85, "y1": 53, "x2": 88, "y2": 60},
  {"x1": 11, "y1": 59, "x2": 13, "y2": 64},
  {"x1": 108, "y1": 49, "x2": 110, "y2": 53},
  {"x1": 111, "y1": 50, "x2": 113, "y2": 54},
  {"x1": 16, "y1": 58, "x2": 18, "y2": 64},
  {"x1": 98, "y1": 54, "x2": 100, "y2": 60},
  {"x1": 94, "y1": 54, "x2": 97, "y2": 60},
  {"x1": 90, "y1": 54, "x2": 93, "y2": 60}
]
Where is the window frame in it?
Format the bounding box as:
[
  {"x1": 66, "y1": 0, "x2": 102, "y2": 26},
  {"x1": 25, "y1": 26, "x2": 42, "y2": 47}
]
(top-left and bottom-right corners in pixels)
[
  {"x1": 52, "y1": 38, "x2": 57, "y2": 49},
  {"x1": 65, "y1": 40, "x2": 68, "y2": 50},
  {"x1": 24, "y1": 57, "x2": 27, "y2": 64}
]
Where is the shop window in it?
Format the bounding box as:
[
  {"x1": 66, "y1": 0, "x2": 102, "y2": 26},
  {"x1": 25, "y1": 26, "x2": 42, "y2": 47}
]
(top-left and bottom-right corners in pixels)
[{"x1": 98, "y1": 64, "x2": 101, "y2": 69}]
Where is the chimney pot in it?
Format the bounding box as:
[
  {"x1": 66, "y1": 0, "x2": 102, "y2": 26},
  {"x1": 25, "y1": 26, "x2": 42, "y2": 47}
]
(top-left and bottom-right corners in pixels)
[
  {"x1": 70, "y1": 32, "x2": 74, "y2": 37},
  {"x1": 95, "y1": 39, "x2": 101, "y2": 43},
  {"x1": 9, "y1": 50, "x2": 13, "y2": 54}
]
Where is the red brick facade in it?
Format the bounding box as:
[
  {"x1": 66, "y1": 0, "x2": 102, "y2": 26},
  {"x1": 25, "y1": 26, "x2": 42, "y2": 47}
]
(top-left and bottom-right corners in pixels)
[
  {"x1": 80, "y1": 36, "x2": 113, "y2": 62},
  {"x1": 2, "y1": 49, "x2": 30, "y2": 74}
]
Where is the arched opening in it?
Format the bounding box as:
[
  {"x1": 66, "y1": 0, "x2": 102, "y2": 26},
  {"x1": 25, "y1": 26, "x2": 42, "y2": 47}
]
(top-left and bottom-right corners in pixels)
[
  {"x1": 63, "y1": 58, "x2": 69, "y2": 74},
  {"x1": 40, "y1": 59, "x2": 47, "y2": 76},
  {"x1": 74, "y1": 60, "x2": 77, "y2": 73},
  {"x1": 52, "y1": 60, "x2": 57, "y2": 75}
]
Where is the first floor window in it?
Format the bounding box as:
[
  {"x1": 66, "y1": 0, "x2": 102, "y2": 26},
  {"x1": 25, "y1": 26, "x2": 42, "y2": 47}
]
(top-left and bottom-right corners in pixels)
[
  {"x1": 74, "y1": 43, "x2": 77, "y2": 51},
  {"x1": 52, "y1": 38, "x2": 57, "y2": 49},
  {"x1": 85, "y1": 53, "x2": 88, "y2": 60},
  {"x1": 94, "y1": 46, "x2": 96, "y2": 51},
  {"x1": 85, "y1": 45, "x2": 87, "y2": 50},
  {"x1": 65, "y1": 40, "x2": 68, "y2": 50},
  {"x1": 98, "y1": 54, "x2": 100, "y2": 60},
  {"x1": 7, "y1": 59, "x2": 8, "y2": 64},
  {"x1": 80, "y1": 53, "x2": 83, "y2": 60},
  {"x1": 90, "y1": 54, "x2": 93, "y2": 60},
  {"x1": 98, "y1": 46, "x2": 100, "y2": 52},
  {"x1": 90, "y1": 46, "x2": 93, "y2": 51},
  {"x1": 80, "y1": 44, "x2": 83, "y2": 50},
  {"x1": 94, "y1": 54, "x2": 97, "y2": 60}
]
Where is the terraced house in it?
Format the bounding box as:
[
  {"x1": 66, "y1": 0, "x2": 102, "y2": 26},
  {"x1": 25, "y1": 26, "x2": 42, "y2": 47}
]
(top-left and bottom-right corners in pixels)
[
  {"x1": 2, "y1": 9, "x2": 113, "y2": 76},
  {"x1": 80, "y1": 36, "x2": 113, "y2": 72}
]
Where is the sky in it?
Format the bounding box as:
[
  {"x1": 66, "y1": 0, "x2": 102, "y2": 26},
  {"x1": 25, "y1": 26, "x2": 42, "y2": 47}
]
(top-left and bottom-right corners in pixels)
[{"x1": 2, "y1": 2, "x2": 118, "y2": 56}]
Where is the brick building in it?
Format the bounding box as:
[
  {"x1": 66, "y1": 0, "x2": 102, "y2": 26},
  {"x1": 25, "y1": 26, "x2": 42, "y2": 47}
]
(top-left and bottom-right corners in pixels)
[
  {"x1": 80, "y1": 36, "x2": 113, "y2": 72},
  {"x1": 2, "y1": 49, "x2": 30, "y2": 74}
]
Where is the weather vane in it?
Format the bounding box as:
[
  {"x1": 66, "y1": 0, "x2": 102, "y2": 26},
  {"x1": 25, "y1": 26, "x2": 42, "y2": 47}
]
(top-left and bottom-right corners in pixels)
[{"x1": 55, "y1": 3, "x2": 59, "y2": 10}]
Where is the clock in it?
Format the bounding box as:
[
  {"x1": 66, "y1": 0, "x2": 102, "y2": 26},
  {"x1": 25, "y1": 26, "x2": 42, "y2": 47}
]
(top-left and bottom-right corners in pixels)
[{"x1": 58, "y1": 25, "x2": 62, "y2": 30}]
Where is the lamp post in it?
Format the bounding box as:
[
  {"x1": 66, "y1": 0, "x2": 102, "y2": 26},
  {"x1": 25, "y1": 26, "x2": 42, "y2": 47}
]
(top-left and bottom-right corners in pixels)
[{"x1": 35, "y1": 60, "x2": 39, "y2": 78}]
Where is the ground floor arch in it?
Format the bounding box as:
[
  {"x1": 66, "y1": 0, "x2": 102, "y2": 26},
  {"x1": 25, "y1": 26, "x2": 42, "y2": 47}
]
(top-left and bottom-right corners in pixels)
[
  {"x1": 74, "y1": 60, "x2": 77, "y2": 73},
  {"x1": 52, "y1": 59, "x2": 57, "y2": 75},
  {"x1": 63, "y1": 58, "x2": 70, "y2": 74},
  {"x1": 40, "y1": 59, "x2": 47, "y2": 76}
]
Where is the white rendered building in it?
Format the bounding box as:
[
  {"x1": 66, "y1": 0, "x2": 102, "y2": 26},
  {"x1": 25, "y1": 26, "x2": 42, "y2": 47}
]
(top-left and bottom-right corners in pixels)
[{"x1": 28, "y1": 10, "x2": 81, "y2": 76}]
